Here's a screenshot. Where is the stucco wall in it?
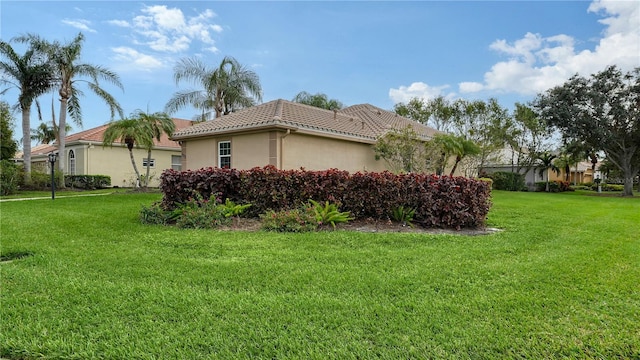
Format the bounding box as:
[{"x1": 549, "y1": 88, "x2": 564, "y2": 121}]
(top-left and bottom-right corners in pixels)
[
  {"x1": 281, "y1": 133, "x2": 387, "y2": 172},
  {"x1": 184, "y1": 133, "x2": 273, "y2": 170},
  {"x1": 72, "y1": 144, "x2": 180, "y2": 187}
]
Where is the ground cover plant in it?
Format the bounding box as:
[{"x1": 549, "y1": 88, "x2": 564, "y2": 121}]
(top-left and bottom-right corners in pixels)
[{"x1": 1, "y1": 191, "x2": 638, "y2": 358}]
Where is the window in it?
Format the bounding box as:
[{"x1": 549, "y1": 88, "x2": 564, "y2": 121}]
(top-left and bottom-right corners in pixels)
[
  {"x1": 218, "y1": 141, "x2": 231, "y2": 169},
  {"x1": 171, "y1": 155, "x2": 182, "y2": 171},
  {"x1": 142, "y1": 158, "x2": 155, "y2": 168},
  {"x1": 68, "y1": 150, "x2": 76, "y2": 175}
]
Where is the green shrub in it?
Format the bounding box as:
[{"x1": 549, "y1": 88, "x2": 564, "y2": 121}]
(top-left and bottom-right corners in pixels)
[
  {"x1": 220, "y1": 198, "x2": 252, "y2": 218},
  {"x1": 391, "y1": 205, "x2": 415, "y2": 227},
  {"x1": 140, "y1": 202, "x2": 179, "y2": 225},
  {"x1": 0, "y1": 160, "x2": 20, "y2": 195},
  {"x1": 488, "y1": 172, "x2": 525, "y2": 191},
  {"x1": 307, "y1": 199, "x2": 353, "y2": 229},
  {"x1": 65, "y1": 175, "x2": 111, "y2": 189},
  {"x1": 260, "y1": 207, "x2": 317, "y2": 232}
]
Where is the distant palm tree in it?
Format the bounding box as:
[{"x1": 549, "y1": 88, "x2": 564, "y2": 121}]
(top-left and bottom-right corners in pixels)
[
  {"x1": 292, "y1": 91, "x2": 344, "y2": 110},
  {"x1": 0, "y1": 39, "x2": 55, "y2": 183},
  {"x1": 18, "y1": 33, "x2": 124, "y2": 183},
  {"x1": 537, "y1": 151, "x2": 560, "y2": 192},
  {"x1": 31, "y1": 98, "x2": 73, "y2": 145},
  {"x1": 165, "y1": 56, "x2": 262, "y2": 121},
  {"x1": 103, "y1": 111, "x2": 175, "y2": 188},
  {"x1": 131, "y1": 109, "x2": 175, "y2": 187},
  {"x1": 103, "y1": 118, "x2": 149, "y2": 188}
]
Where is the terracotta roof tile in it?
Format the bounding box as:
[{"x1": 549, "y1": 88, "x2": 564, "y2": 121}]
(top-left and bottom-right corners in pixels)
[
  {"x1": 171, "y1": 99, "x2": 438, "y2": 142},
  {"x1": 25, "y1": 118, "x2": 193, "y2": 157}
]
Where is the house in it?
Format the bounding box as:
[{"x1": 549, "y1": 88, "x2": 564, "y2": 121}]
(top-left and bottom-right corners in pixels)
[
  {"x1": 482, "y1": 147, "x2": 602, "y2": 189},
  {"x1": 170, "y1": 99, "x2": 440, "y2": 173},
  {"x1": 24, "y1": 118, "x2": 193, "y2": 187}
]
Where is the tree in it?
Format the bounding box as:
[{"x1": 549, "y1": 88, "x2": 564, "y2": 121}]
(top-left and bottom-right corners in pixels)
[
  {"x1": 508, "y1": 103, "x2": 552, "y2": 176},
  {"x1": 19, "y1": 33, "x2": 124, "y2": 185},
  {"x1": 31, "y1": 98, "x2": 72, "y2": 145},
  {"x1": 165, "y1": 56, "x2": 262, "y2": 121},
  {"x1": 0, "y1": 100, "x2": 18, "y2": 160},
  {"x1": 536, "y1": 151, "x2": 560, "y2": 192},
  {"x1": 534, "y1": 65, "x2": 640, "y2": 196},
  {"x1": 373, "y1": 126, "x2": 437, "y2": 173},
  {"x1": 0, "y1": 39, "x2": 54, "y2": 183},
  {"x1": 292, "y1": 91, "x2": 343, "y2": 110},
  {"x1": 131, "y1": 109, "x2": 175, "y2": 188},
  {"x1": 103, "y1": 119, "x2": 150, "y2": 188},
  {"x1": 393, "y1": 96, "x2": 454, "y2": 131}
]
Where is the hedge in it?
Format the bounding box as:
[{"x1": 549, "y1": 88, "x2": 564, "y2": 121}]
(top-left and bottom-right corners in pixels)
[{"x1": 160, "y1": 166, "x2": 492, "y2": 230}]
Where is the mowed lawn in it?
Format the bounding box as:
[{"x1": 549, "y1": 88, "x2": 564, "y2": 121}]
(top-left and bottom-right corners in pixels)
[{"x1": 0, "y1": 190, "x2": 638, "y2": 359}]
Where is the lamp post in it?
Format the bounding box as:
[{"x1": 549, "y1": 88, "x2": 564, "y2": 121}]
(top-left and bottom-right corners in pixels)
[{"x1": 48, "y1": 152, "x2": 57, "y2": 200}]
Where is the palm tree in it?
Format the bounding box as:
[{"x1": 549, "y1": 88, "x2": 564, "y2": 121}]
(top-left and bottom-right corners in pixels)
[
  {"x1": 432, "y1": 133, "x2": 462, "y2": 176},
  {"x1": 448, "y1": 137, "x2": 481, "y2": 176},
  {"x1": 102, "y1": 118, "x2": 151, "y2": 188},
  {"x1": 19, "y1": 33, "x2": 124, "y2": 183},
  {"x1": 165, "y1": 56, "x2": 262, "y2": 121},
  {"x1": 31, "y1": 98, "x2": 72, "y2": 145},
  {"x1": 537, "y1": 151, "x2": 560, "y2": 192},
  {"x1": 130, "y1": 109, "x2": 175, "y2": 187},
  {"x1": 0, "y1": 39, "x2": 54, "y2": 184},
  {"x1": 292, "y1": 91, "x2": 344, "y2": 110}
]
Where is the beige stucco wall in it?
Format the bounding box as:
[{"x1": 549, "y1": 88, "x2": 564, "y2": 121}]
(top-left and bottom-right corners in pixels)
[
  {"x1": 282, "y1": 133, "x2": 387, "y2": 172},
  {"x1": 69, "y1": 144, "x2": 180, "y2": 187},
  {"x1": 184, "y1": 132, "x2": 273, "y2": 170},
  {"x1": 183, "y1": 131, "x2": 392, "y2": 173}
]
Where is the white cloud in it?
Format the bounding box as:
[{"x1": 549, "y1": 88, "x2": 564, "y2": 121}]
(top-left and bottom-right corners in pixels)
[
  {"x1": 107, "y1": 19, "x2": 130, "y2": 28},
  {"x1": 111, "y1": 47, "x2": 165, "y2": 72},
  {"x1": 389, "y1": 82, "x2": 452, "y2": 104},
  {"x1": 459, "y1": 82, "x2": 484, "y2": 93},
  {"x1": 459, "y1": 0, "x2": 640, "y2": 95},
  {"x1": 61, "y1": 19, "x2": 96, "y2": 33},
  {"x1": 109, "y1": 5, "x2": 223, "y2": 54}
]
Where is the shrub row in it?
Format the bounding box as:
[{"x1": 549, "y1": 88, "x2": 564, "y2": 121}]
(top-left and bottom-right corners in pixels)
[
  {"x1": 535, "y1": 181, "x2": 573, "y2": 192},
  {"x1": 159, "y1": 166, "x2": 491, "y2": 229},
  {"x1": 487, "y1": 171, "x2": 525, "y2": 191},
  {"x1": 65, "y1": 175, "x2": 111, "y2": 189}
]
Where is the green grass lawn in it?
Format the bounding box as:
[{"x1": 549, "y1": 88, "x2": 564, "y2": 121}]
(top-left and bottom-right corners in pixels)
[{"x1": 1, "y1": 191, "x2": 638, "y2": 359}]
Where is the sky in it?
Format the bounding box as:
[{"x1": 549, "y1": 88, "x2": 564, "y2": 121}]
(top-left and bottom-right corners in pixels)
[{"x1": 1, "y1": 0, "x2": 639, "y2": 142}]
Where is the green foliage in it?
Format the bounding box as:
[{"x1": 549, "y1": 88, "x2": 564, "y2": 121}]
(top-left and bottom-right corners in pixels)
[
  {"x1": 174, "y1": 194, "x2": 230, "y2": 229},
  {"x1": 0, "y1": 101, "x2": 18, "y2": 160},
  {"x1": 140, "y1": 202, "x2": 179, "y2": 225},
  {"x1": 373, "y1": 125, "x2": 435, "y2": 173},
  {"x1": 65, "y1": 175, "x2": 111, "y2": 189},
  {"x1": 220, "y1": 198, "x2": 252, "y2": 218},
  {"x1": 391, "y1": 205, "x2": 415, "y2": 227},
  {"x1": 0, "y1": 160, "x2": 20, "y2": 195},
  {"x1": 260, "y1": 207, "x2": 317, "y2": 232},
  {"x1": 489, "y1": 171, "x2": 525, "y2": 191},
  {"x1": 292, "y1": 91, "x2": 343, "y2": 110},
  {"x1": 307, "y1": 199, "x2": 353, "y2": 229}
]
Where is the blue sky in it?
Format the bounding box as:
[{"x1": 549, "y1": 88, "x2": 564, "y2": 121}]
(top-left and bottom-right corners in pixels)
[{"x1": 2, "y1": 0, "x2": 639, "y2": 141}]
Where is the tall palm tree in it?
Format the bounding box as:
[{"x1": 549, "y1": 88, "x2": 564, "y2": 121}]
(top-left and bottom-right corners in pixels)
[
  {"x1": 537, "y1": 151, "x2": 560, "y2": 192},
  {"x1": 0, "y1": 39, "x2": 54, "y2": 184},
  {"x1": 19, "y1": 33, "x2": 124, "y2": 182},
  {"x1": 102, "y1": 118, "x2": 152, "y2": 188},
  {"x1": 130, "y1": 109, "x2": 175, "y2": 187},
  {"x1": 165, "y1": 56, "x2": 262, "y2": 121}
]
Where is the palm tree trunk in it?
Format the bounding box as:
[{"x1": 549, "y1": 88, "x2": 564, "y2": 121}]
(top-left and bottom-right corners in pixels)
[
  {"x1": 128, "y1": 149, "x2": 141, "y2": 188},
  {"x1": 144, "y1": 149, "x2": 152, "y2": 188},
  {"x1": 21, "y1": 106, "x2": 32, "y2": 185},
  {"x1": 57, "y1": 96, "x2": 68, "y2": 188}
]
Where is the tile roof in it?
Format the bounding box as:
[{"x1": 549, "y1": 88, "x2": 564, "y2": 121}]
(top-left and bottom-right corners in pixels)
[
  {"x1": 171, "y1": 99, "x2": 438, "y2": 142},
  {"x1": 25, "y1": 118, "x2": 193, "y2": 157}
]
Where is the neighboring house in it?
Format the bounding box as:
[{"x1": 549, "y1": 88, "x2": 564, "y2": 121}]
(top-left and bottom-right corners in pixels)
[
  {"x1": 23, "y1": 118, "x2": 193, "y2": 187},
  {"x1": 170, "y1": 99, "x2": 439, "y2": 173},
  {"x1": 483, "y1": 147, "x2": 602, "y2": 189}
]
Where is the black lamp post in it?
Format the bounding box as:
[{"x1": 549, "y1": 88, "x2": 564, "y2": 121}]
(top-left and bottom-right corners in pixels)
[{"x1": 48, "y1": 152, "x2": 57, "y2": 200}]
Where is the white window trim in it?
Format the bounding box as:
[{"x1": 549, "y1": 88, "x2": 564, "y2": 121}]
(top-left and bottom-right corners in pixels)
[
  {"x1": 218, "y1": 140, "x2": 231, "y2": 168},
  {"x1": 142, "y1": 158, "x2": 155, "y2": 168}
]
